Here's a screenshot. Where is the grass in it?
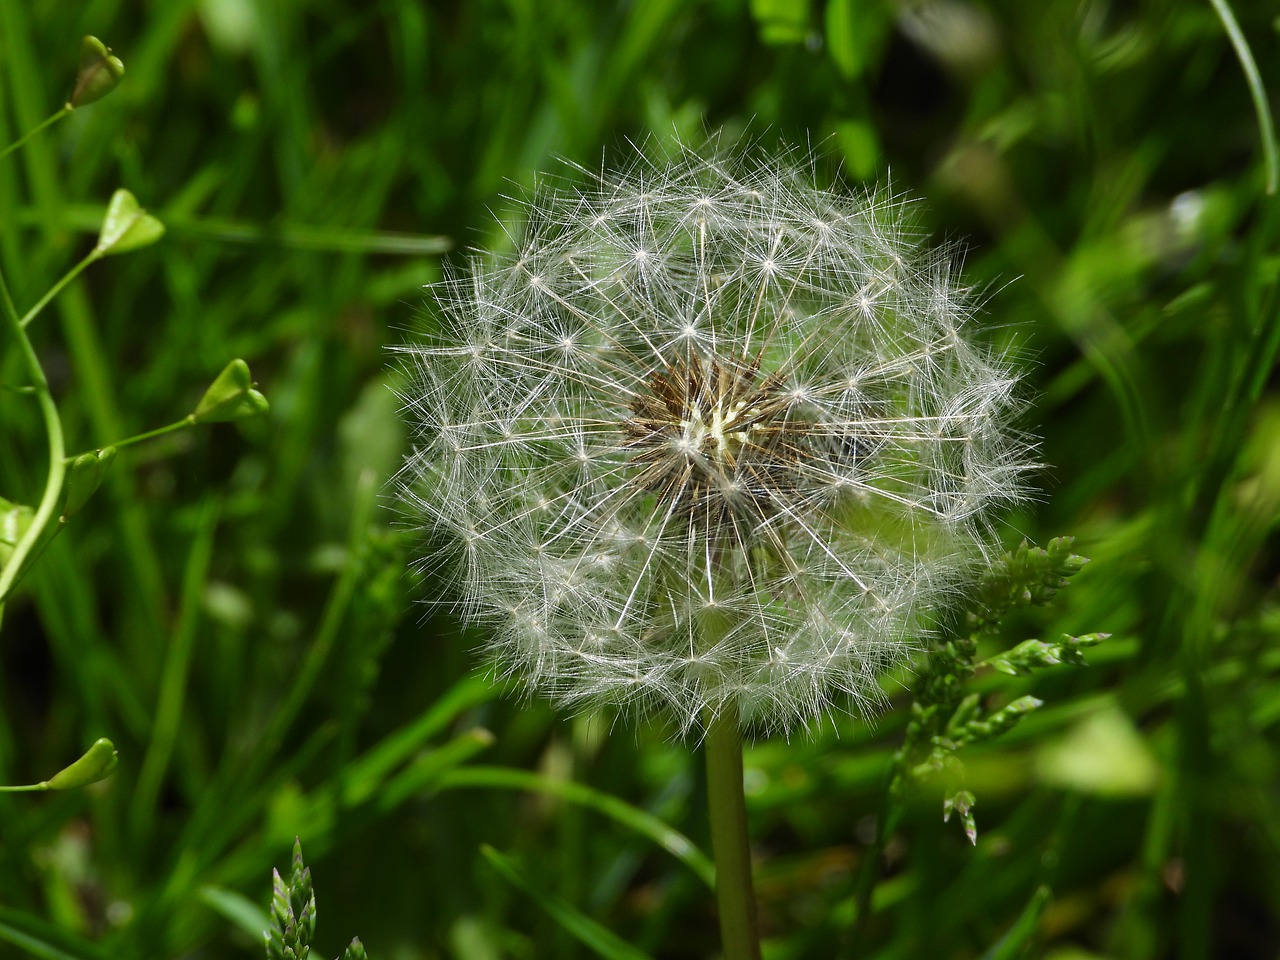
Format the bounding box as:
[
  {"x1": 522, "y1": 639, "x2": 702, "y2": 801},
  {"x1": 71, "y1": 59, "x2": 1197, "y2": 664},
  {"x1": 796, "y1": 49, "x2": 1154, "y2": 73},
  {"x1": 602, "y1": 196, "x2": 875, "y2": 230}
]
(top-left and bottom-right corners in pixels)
[{"x1": 1, "y1": 1, "x2": 1278, "y2": 958}]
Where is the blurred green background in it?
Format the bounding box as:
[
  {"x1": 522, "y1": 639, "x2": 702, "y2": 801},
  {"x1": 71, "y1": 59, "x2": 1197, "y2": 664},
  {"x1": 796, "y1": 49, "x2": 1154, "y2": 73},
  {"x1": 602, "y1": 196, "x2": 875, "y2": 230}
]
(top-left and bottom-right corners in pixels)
[{"x1": 1, "y1": 1, "x2": 1278, "y2": 958}]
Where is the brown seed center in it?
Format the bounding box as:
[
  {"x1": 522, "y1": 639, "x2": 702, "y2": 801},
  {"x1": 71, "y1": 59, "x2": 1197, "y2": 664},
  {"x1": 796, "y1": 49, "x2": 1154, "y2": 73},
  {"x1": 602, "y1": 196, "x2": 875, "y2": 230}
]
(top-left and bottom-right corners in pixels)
[{"x1": 622, "y1": 351, "x2": 796, "y2": 523}]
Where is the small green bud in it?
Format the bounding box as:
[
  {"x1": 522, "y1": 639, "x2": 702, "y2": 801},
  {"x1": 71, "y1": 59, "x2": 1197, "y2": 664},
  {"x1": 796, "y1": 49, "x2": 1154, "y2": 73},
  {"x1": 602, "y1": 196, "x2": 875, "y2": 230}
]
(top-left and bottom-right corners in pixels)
[
  {"x1": 266, "y1": 839, "x2": 317, "y2": 960},
  {"x1": 982, "y1": 695, "x2": 1043, "y2": 737},
  {"x1": 44, "y1": 738, "x2": 118, "y2": 789},
  {"x1": 943, "y1": 789, "x2": 977, "y2": 845},
  {"x1": 69, "y1": 36, "x2": 124, "y2": 108},
  {"x1": 96, "y1": 189, "x2": 165, "y2": 257},
  {"x1": 193, "y1": 359, "x2": 269, "y2": 423},
  {"x1": 339, "y1": 938, "x2": 368, "y2": 960},
  {"x1": 987, "y1": 633, "x2": 1109, "y2": 676},
  {"x1": 945, "y1": 692, "x2": 982, "y2": 736},
  {"x1": 63, "y1": 447, "x2": 116, "y2": 518}
]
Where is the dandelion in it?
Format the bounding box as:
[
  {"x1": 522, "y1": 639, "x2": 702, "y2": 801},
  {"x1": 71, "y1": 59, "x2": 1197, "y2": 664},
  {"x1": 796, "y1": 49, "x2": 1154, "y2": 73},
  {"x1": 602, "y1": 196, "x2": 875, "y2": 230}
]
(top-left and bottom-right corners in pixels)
[
  {"x1": 398, "y1": 140, "x2": 1031, "y2": 736},
  {"x1": 396, "y1": 139, "x2": 1034, "y2": 958}
]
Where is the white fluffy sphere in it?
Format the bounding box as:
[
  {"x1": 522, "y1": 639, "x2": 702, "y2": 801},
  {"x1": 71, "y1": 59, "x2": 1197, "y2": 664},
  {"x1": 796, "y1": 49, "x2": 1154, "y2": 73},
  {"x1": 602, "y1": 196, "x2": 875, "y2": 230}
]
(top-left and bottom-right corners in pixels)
[{"x1": 397, "y1": 143, "x2": 1033, "y2": 736}]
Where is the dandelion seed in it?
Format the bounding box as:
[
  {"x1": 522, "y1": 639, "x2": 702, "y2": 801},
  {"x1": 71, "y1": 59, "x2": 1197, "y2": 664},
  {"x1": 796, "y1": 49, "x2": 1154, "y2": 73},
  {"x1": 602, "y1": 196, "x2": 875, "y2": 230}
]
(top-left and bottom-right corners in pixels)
[{"x1": 397, "y1": 140, "x2": 1035, "y2": 737}]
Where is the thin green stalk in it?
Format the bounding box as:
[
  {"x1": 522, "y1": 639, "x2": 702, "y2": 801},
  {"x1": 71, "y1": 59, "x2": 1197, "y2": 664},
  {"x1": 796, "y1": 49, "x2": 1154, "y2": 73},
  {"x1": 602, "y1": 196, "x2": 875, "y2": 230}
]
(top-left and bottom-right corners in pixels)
[
  {"x1": 705, "y1": 702, "x2": 761, "y2": 960},
  {"x1": 0, "y1": 268, "x2": 66, "y2": 607},
  {"x1": 19, "y1": 248, "x2": 100, "y2": 329},
  {"x1": 107, "y1": 416, "x2": 196, "y2": 450},
  {"x1": 0, "y1": 106, "x2": 69, "y2": 164}
]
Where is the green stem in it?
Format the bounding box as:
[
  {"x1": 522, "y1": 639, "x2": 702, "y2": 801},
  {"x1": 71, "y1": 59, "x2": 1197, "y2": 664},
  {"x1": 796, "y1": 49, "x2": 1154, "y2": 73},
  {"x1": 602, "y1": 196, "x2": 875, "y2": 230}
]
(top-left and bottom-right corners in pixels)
[
  {"x1": 0, "y1": 269, "x2": 66, "y2": 606},
  {"x1": 1208, "y1": 0, "x2": 1278, "y2": 195},
  {"x1": 107, "y1": 415, "x2": 197, "y2": 450},
  {"x1": 20, "y1": 248, "x2": 101, "y2": 329},
  {"x1": 0, "y1": 783, "x2": 48, "y2": 793},
  {"x1": 705, "y1": 702, "x2": 762, "y2": 960},
  {"x1": 0, "y1": 106, "x2": 70, "y2": 164}
]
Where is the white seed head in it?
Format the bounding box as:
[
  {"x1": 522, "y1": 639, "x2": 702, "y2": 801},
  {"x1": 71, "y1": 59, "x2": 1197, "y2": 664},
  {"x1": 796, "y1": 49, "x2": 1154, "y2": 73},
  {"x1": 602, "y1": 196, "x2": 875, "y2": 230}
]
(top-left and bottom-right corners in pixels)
[{"x1": 396, "y1": 141, "x2": 1035, "y2": 737}]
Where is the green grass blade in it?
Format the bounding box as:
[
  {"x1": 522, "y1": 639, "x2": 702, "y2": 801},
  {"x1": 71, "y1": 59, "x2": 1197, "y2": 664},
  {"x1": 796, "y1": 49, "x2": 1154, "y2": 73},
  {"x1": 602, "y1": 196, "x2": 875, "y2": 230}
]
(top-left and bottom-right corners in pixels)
[
  {"x1": 341, "y1": 674, "x2": 495, "y2": 806},
  {"x1": 1207, "y1": 0, "x2": 1278, "y2": 194},
  {"x1": 130, "y1": 496, "x2": 220, "y2": 845},
  {"x1": 480, "y1": 844, "x2": 656, "y2": 960},
  {"x1": 197, "y1": 885, "x2": 271, "y2": 942},
  {"x1": 437, "y1": 765, "x2": 714, "y2": 888},
  {"x1": 372, "y1": 727, "x2": 496, "y2": 814},
  {"x1": 979, "y1": 886, "x2": 1051, "y2": 960},
  {"x1": 0, "y1": 909, "x2": 112, "y2": 960}
]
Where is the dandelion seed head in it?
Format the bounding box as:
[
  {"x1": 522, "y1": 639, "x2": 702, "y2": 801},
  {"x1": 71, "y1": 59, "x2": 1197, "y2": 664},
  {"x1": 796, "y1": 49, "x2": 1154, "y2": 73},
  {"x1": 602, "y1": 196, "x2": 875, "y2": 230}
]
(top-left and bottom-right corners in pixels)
[{"x1": 396, "y1": 139, "x2": 1036, "y2": 737}]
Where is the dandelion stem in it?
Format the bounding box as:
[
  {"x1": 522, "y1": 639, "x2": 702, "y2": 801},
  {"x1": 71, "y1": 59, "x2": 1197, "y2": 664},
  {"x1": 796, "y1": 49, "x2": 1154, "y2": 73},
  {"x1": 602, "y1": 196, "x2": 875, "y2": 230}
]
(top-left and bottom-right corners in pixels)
[{"x1": 705, "y1": 701, "x2": 761, "y2": 960}]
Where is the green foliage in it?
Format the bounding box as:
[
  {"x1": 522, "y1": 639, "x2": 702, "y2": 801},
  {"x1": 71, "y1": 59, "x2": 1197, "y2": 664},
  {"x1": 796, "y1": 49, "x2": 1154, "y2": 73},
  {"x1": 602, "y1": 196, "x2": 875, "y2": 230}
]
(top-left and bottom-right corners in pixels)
[
  {"x1": 893, "y1": 538, "x2": 1099, "y2": 838},
  {"x1": 480, "y1": 845, "x2": 654, "y2": 960},
  {"x1": 1, "y1": 2, "x2": 1278, "y2": 959},
  {"x1": 970, "y1": 538, "x2": 1091, "y2": 627},
  {"x1": 0, "y1": 38, "x2": 267, "y2": 622}
]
